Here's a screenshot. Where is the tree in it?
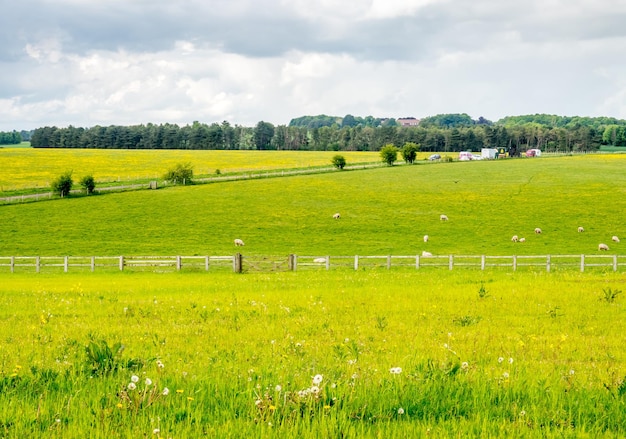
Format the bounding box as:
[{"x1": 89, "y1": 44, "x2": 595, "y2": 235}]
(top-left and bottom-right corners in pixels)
[
  {"x1": 380, "y1": 144, "x2": 398, "y2": 166},
  {"x1": 253, "y1": 121, "x2": 275, "y2": 150},
  {"x1": 332, "y1": 155, "x2": 346, "y2": 170},
  {"x1": 401, "y1": 142, "x2": 420, "y2": 164},
  {"x1": 51, "y1": 171, "x2": 73, "y2": 197},
  {"x1": 163, "y1": 163, "x2": 194, "y2": 185},
  {"x1": 80, "y1": 175, "x2": 96, "y2": 194}
]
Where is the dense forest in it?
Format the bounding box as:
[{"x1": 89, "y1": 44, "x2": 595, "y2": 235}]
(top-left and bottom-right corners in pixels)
[
  {"x1": 26, "y1": 113, "x2": 626, "y2": 152},
  {"x1": 0, "y1": 130, "x2": 25, "y2": 145}
]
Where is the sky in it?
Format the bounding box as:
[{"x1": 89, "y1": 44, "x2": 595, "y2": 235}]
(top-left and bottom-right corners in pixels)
[{"x1": 2, "y1": 0, "x2": 626, "y2": 131}]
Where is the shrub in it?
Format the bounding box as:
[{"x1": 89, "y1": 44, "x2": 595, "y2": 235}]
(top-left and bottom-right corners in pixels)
[
  {"x1": 164, "y1": 162, "x2": 194, "y2": 185},
  {"x1": 80, "y1": 175, "x2": 96, "y2": 194},
  {"x1": 51, "y1": 171, "x2": 73, "y2": 197},
  {"x1": 380, "y1": 144, "x2": 398, "y2": 166},
  {"x1": 401, "y1": 142, "x2": 420, "y2": 164},
  {"x1": 332, "y1": 155, "x2": 346, "y2": 170}
]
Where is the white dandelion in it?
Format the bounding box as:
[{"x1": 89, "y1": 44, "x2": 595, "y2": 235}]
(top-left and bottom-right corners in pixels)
[
  {"x1": 312, "y1": 374, "x2": 323, "y2": 385},
  {"x1": 162, "y1": 387, "x2": 170, "y2": 396},
  {"x1": 498, "y1": 357, "x2": 504, "y2": 364},
  {"x1": 389, "y1": 367, "x2": 403, "y2": 374},
  {"x1": 397, "y1": 407, "x2": 405, "y2": 415},
  {"x1": 145, "y1": 378, "x2": 152, "y2": 386},
  {"x1": 131, "y1": 375, "x2": 139, "y2": 383},
  {"x1": 127, "y1": 382, "x2": 137, "y2": 390}
]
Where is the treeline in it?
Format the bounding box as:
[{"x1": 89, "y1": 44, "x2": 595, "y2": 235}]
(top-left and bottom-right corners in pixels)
[
  {"x1": 29, "y1": 113, "x2": 626, "y2": 152},
  {"x1": 0, "y1": 131, "x2": 23, "y2": 145}
]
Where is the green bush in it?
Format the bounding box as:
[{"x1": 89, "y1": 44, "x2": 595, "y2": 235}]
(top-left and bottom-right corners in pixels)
[
  {"x1": 380, "y1": 144, "x2": 398, "y2": 166},
  {"x1": 80, "y1": 175, "x2": 96, "y2": 194},
  {"x1": 332, "y1": 155, "x2": 347, "y2": 170},
  {"x1": 401, "y1": 142, "x2": 420, "y2": 164},
  {"x1": 51, "y1": 171, "x2": 73, "y2": 197},
  {"x1": 164, "y1": 162, "x2": 194, "y2": 185}
]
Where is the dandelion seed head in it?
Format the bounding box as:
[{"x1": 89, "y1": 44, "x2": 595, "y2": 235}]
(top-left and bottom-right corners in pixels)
[
  {"x1": 397, "y1": 407, "x2": 405, "y2": 415},
  {"x1": 389, "y1": 367, "x2": 402, "y2": 374},
  {"x1": 127, "y1": 382, "x2": 137, "y2": 390},
  {"x1": 461, "y1": 361, "x2": 469, "y2": 370},
  {"x1": 162, "y1": 387, "x2": 170, "y2": 396},
  {"x1": 498, "y1": 357, "x2": 504, "y2": 363},
  {"x1": 131, "y1": 375, "x2": 139, "y2": 383},
  {"x1": 569, "y1": 369, "x2": 575, "y2": 375},
  {"x1": 145, "y1": 378, "x2": 152, "y2": 386},
  {"x1": 519, "y1": 410, "x2": 526, "y2": 417},
  {"x1": 509, "y1": 357, "x2": 514, "y2": 364},
  {"x1": 275, "y1": 385, "x2": 282, "y2": 392},
  {"x1": 503, "y1": 372, "x2": 510, "y2": 379},
  {"x1": 312, "y1": 374, "x2": 323, "y2": 385},
  {"x1": 153, "y1": 428, "x2": 160, "y2": 435}
]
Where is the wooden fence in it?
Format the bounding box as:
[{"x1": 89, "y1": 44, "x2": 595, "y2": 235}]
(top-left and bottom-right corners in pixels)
[{"x1": 0, "y1": 254, "x2": 624, "y2": 273}]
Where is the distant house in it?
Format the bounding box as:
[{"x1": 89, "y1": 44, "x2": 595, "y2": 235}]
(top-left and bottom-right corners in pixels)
[{"x1": 397, "y1": 117, "x2": 420, "y2": 127}]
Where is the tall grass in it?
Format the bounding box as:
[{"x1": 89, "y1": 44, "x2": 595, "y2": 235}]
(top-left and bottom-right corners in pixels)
[{"x1": 0, "y1": 270, "x2": 624, "y2": 437}]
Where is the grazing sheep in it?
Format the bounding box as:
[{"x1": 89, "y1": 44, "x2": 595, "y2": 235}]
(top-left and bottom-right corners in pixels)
[
  {"x1": 421, "y1": 251, "x2": 433, "y2": 257},
  {"x1": 333, "y1": 213, "x2": 340, "y2": 219},
  {"x1": 234, "y1": 239, "x2": 245, "y2": 247},
  {"x1": 423, "y1": 235, "x2": 429, "y2": 243},
  {"x1": 534, "y1": 228, "x2": 542, "y2": 234},
  {"x1": 519, "y1": 237, "x2": 526, "y2": 242},
  {"x1": 313, "y1": 257, "x2": 326, "y2": 263},
  {"x1": 440, "y1": 214, "x2": 448, "y2": 221},
  {"x1": 612, "y1": 236, "x2": 620, "y2": 243},
  {"x1": 598, "y1": 243, "x2": 609, "y2": 251},
  {"x1": 511, "y1": 235, "x2": 519, "y2": 242},
  {"x1": 578, "y1": 226, "x2": 584, "y2": 233}
]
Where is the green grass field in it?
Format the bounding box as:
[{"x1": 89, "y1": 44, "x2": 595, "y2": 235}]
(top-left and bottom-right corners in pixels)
[
  {"x1": 1, "y1": 151, "x2": 625, "y2": 437},
  {"x1": 0, "y1": 154, "x2": 624, "y2": 257}
]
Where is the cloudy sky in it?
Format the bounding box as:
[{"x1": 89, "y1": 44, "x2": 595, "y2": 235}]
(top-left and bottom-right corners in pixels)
[{"x1": 2, "y1": 0, "x2": 626, "y2": 131}]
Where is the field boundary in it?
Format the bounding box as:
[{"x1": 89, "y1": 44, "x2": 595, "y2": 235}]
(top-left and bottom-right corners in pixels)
[
  {"x1": 0, "y1": 162, "x2": 385, "y2": 204},
  {"x1": 0, "y1": 253, "x2": 623, "y2": 273}
]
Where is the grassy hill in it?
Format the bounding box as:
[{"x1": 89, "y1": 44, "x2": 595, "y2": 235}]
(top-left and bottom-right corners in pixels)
[{"x1": 1, "y1": 154, "x2": 624, "y2": 256}]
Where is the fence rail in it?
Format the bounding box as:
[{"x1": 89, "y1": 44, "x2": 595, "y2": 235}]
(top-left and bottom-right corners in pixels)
[{"x1": 0, "y1": 254, "x2": 624, "y2": 274}]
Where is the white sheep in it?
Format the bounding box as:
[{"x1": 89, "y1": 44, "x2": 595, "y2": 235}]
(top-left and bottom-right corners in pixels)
[
  {"x1": 612, "y1": 236, "x2": 620, "y2": 243},
  {"x1": 234, "y1": 239, "x2": 245, "y2": 247},
  {"x1": 423, "y1": 235, "x2": 429, "y2": 243},
  {"x1": 421, "y1": 251, "x2": 433, "y2": 257},
  {"x1": 578, "y1": 226, "x2": 584, "y2": 233},
  {"x1": 598, "y1": 243, "x2": 609, "y2": 251},
  {"x1": 511, "y1": 235, "x2": 519, "y2": 242},
  {"x1": 440, "y1": 214, "x2": 448, "y2": 221},
  {"x1": 333, "y1": 213, "x2": 340, "y2": 219},
  {"x1": 519, "y1": 237, "x2": 526, "y2": 242},
  {"x1": 534, "y1": 228, "x2": 542, "y2": 234}
]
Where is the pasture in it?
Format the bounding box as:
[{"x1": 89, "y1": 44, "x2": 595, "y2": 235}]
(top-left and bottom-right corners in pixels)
[
  {"x1": 0, "y1": 270, "x2": 625, "y2": 438},
  {"x1": 0, "y1": 148, "x2": 381, "y2": 192},
  {"x1": 1, "y1": 151, "x2": 625, "y2": 437},
  {"x1": 0, "y1": 153, "x2": 624, "y2": 257}
]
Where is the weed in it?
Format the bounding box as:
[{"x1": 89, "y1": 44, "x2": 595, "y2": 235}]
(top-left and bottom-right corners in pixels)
[
  {"x1": 85, "y1": 339, "x2": 143, "y2": 376},
  {"x1": 453, "y1": 315, "x2": 482, "y2": 326},
  {"x1": 601, "y1": 288, "x2": 622, "y2": 303}
]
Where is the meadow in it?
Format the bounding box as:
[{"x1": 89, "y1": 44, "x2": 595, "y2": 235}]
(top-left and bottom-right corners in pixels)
[
  {"x1": 0, "y1": 270, "x2": 625, "y2": 438},
  {"x1": 1, "y1": 151, "x2": 625, "y2": 437},
  {"x1": 0, "y1": 148, "x2": 381, "y2": 192},
  {"x1": 0, "y1": 153, "x2": 624, "y2": 257}
]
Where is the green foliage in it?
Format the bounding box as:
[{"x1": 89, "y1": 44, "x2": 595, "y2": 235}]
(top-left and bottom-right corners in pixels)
[
  {"x1": 331, "y1": 154, "x2": 346, "y2": 170},
  {"x1": 51, "y1": 171, "x2": 73, "y2": 197},
  {"x1": 601, "y1": 288, "x2": 622, "y2": 303},
  {"x1": 380, "y1": 144, "x2": 398, "y2": 166},
  {"x1": 163, "y1": 162, "x2": 193, "y2": 185},
  {"x1": 401, "y1": 142, "x2": 420, "y2": 164},
  {"x1": 85, "y1": 339, "x2": 143, "y2": 376},
  {"x1": 478, "y1": 283, "x2": 489, "y2": 299},
  {"x1": 79, "y1": 175, "x2": 96, "y2": 194}
]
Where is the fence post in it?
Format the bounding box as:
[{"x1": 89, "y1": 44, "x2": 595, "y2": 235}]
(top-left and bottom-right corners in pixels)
[
  {"x1": 64, "y1": 256, "x2": 69, "y2": 273},
  {"x1": 387, "y1": 255, "x2": 391, "y2": 269},
  {"x1": 354, "y1": 255, "x2": 359, "y2": 270},
  {"x1": 513, "y1": 255, "x2": 517, "y2": 271},
  {"x1": 36, "y1": 256, "x2": 40, "y2": 273},
  {"x1": 546, "y1": 255, "x2": 551, "y2": 272},
  {"x1": 580, "y1": 254, "x2": 585, "y2": 272},
  {"x1": 481, "y1": 255, "x2": 485, "y2": 270},
  {"x1": 205, "y1": 256, "x2": 210, "y2": 271},
  {"x1": 325, "y1": 256, "x2": 330, "y2": 271},
  {"x1": 10, "y1": 256, "x2": 14, "y2": 273},
  {"x1": 234, "y1": 253, "x2": 242, "y2": 273},
  {"x1": 415, "y1": 255, "x2": 420, "y2": 269},
  {"x1": 119, "y1": 256, "x2": 124, "y2": 271},
  {"x1": 176, "y1": 256, "x2": 181, "y2": 271},
  {"x1": 449, "y1": 255, "x2": 454, "y2": 270},
  {"x1": 288, "y1": 254, "x2": 296, "y2": 271},
  {"x1": 91, "y1": 256, "x2": 96, "y2": 272},
  {"x1": 614, "y1": 255, "x2": 618, "y2": 272}
]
